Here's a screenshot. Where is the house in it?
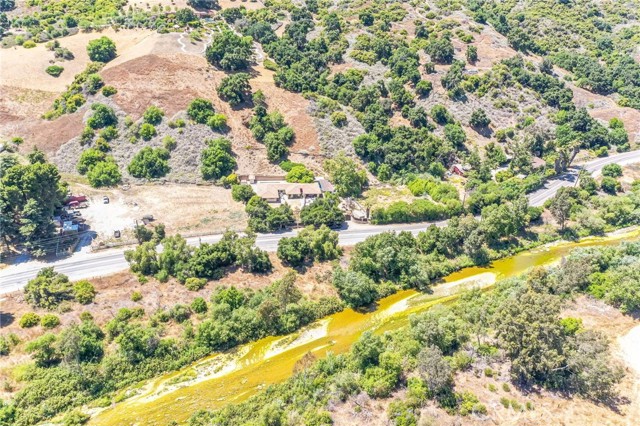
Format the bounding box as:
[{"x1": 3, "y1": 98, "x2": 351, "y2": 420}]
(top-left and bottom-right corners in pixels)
[
  {"x1": 249, "y1": 177, "x2": 335, "y2": 205},
  {"x1": 317, "y1": 178, "x2": 335, "y2": 193}
]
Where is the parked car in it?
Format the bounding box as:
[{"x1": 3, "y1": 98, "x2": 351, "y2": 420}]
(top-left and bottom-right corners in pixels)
[
  {"x1": 103, "y1": 196, "x2": 109, "y2": 204},
  {"x1": 114, "y1": 230, "x2": 121, "y2": 238}
]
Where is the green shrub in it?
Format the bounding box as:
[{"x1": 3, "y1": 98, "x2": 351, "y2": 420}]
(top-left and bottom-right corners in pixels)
[
  {"x1": 143, "y1": 105, "x2": 164, "y2": 125},
  {"x1": 330, "y1": 111, "x2": 347, "y2": 127},
  {"x1": 41, "y1": 314, "x2": 61, "y2": 329},
  {"x1": 131, "y1": 291, "x2": 142, "y2": 302},
  {"x1": 602, "y1": 163, "x2": 623, "y2": 178},
  {"x1": 191, "y1": 297, "x2": 208, "y2": 313},
  {"x1": 138, "y1": 123, "x2": 157, "y2": 141},
  {"x1": 62, "y1": 410, "x2": 90, "y2": 425},
  {"x1": 207, "y1": 113, "x2": 227, "y2": 130},
  {"x1": 128, "y1": 147, "x2": 170, "y2": 179},
  {"x1": 87, "y1": 103, "x2": 117, "y2": 129},
  {"x1": 19, "y1": 313, "x2": 41, "y2": 328},
  {"x1": 168, "y1": 118, "x2": 186, "y2": 128},
  {"x1": 201, "y1": 138, "x2": 236, "y2": 180},
  {"x1": 46, "y1": 65, "x2": 64, "y2": 77},
  {"x1": 187, "y1": 98, "x2": 215, "y2": 124},
  {"x1": 415, "y1": 80, "x2": 433, "y2": 96},
  {"x1": 162, "y1": 135, "x2": 177, "y2": 151},
  {"x1": 185, "y1": 277, "x2": 207, "y2": 291},
  {"x1": 102, "y1": 86, "x2": 117, "y2": 96},
  {"x1": 23, "y1": 40, "x2": 36, "y2": 48},
  {"x1": 285, "y1": 165, "x2": 314, "y2": 183},
  {"x1": 87, "y1": 36, "x2": 117, "y2": 62},
  {"x1": 73, "y1": 280, "x2": 96, "y2": 304},
  {"x1": 232, "y1": 184, "x2": 255, "y2": 203},
  {"x1": 87, "y1": 159, "x2": 121, "y2": 187}
]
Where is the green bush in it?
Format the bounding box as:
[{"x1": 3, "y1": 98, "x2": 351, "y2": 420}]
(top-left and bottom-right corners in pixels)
[
  {"x1": 73, "y1": 280, "x2": 96, "y2": 304},
  {"x1": 191, "y1": 297, "x2": 208, "y2": 313},
  {"x1": 143, "y1": 105, "x2": 164, "y2": 125},
  {"x1": 602, "y1": 163, "x2": 623, "y2": 178},
  {"x1": 600, "y1": 176, "x2": 620, "y2": 194},
  {"x1": 207, "y1": 113, "x2": 227, "y2": 130},
  {"x1": 231, "y1": 184, "x2": 255, "y2": 203},
  {"x1": 285, "y1": 165, "x2": 314, "y2": 183},
  {"x1": 187, "y1": 98, "x2": 216, "y2": 124},
  {"x1": 201, "y1": 138, "x2": 236, "y2": 180},
  {"x1": 46, "y1": 65, "x2": 64, "y2": 77},
  {"x1": 102, "y1": 86, "x2": 117, "y2": 96},
  {"x1": 24, "y1": 267, "x2": 73, "y2": 309},
  {"x1": 162, "y1": 135, "x2": 177, "y2": 151},
  {"x1": 138, "y1": 123, "x2": 157, "y2": 141},
  {"x1": 87, "y1": 103, "x2": 117, "y2": 129},
  {"x1": 87, "y1": 159, "x2": 121, "y2": 187},
  {"x1": 19, "y1": 313, "x2": 41, "y2": 328},
  {"x1": 217, "y1": 73, "x2": 251, "y2": 106},
  {"x1": 23, "y1": 40, "x2": 36, "y2": 48},
  {"x1": 131, "y1": 291, "x2": 142, "y2": 302},
  {"x1": 185, "y1": 277, "x2": 207, "y2": 291},
  {"x1": 330, "y1": 111, "x2": 347, "y2": 127},
  {"x1": 41, "y1": 314, "x2": 61, "y2": 329},
  {"x1": 87, "y1": 36, "x2": 117, "y2": 62},
  {"x1": 128, "y1": 147, "x2": 170, "y2": 179}
]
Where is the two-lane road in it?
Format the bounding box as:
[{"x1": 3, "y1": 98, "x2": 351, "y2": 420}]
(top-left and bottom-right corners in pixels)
[
  {"x1": 527, "y1": 149, "x2": 640, "y2": 206},
  {"x1": 2, "y1": 149, "x2": 640, "y2": 294}
]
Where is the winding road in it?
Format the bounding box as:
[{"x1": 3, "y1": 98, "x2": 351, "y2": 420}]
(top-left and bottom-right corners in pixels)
[{"x1": 1, "y1": 150, "x2": 639, "y2": 294}]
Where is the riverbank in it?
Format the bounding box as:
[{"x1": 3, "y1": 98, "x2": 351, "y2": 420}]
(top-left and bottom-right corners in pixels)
[{"x1": 87, "y1": 227, "x2": 640, "y2": 426}]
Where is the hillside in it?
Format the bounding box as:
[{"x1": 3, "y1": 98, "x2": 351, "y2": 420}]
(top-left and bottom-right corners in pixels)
[{"x1": 2, "y1": 1, "x2": 640, "y2": 425}]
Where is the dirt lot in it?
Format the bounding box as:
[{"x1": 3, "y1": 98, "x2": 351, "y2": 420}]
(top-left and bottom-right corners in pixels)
[{"x1": 67, "y1": 182, "x2": 247, "y2": 242}]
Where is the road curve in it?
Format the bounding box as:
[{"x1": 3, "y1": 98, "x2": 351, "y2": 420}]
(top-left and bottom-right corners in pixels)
[
  {"x1": 527, "y1": 149, "x2": 640, "y2": 207},
  {"x1": 2, "y1": 149, "x2": 639, "y2": 294}
]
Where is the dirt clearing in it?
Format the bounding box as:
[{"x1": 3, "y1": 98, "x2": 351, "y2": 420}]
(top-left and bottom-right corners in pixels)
[
  {"x1": 68, "y1": 182, "x2": 247, "y2": 242},
  {"x1": 0, "y1": 29, "x2": 154, "y2": 93}
]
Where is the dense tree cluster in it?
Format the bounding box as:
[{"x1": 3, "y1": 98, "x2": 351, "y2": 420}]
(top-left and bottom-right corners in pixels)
[
  {"x1": 249, "y1": 91, "x2": 295, "y2": 162},
  {"x1": 24, "y1": 268, "x2": 95, "y2": 309},
  {"x1": 205, "y1": 31, "x2": 253, "y2": 71},
  {"x1": 200, "y1": 138, "x2": 236, "y2": 181},
  {"x1": 276, "y1": 225, "x2": 341, "y2": 267},
  {"x1": 244, "y1": 196, "x2": 295, "y2": 232},
  {"x1": 125, "y1": 231, "x2": 272, "y2": 283},
  {"x1": 299, "y1": 195, "x2": 345, "y2": 228},
  {"x1": 0, "y1": 156, "x2": 67, "y2": 254}
]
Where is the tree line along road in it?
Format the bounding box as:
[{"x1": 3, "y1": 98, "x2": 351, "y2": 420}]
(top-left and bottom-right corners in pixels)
[{"x1": 1, "y1": 149, "x2": 640, "y2": 294}]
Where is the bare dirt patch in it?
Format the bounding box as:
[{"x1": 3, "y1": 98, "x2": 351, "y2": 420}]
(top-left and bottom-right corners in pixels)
[
  {"x1": 250, "y1": 65, "x2": 324, "y2": 169},
  {"x1": 0, "y1": 29, "x2": 154, "y2": 151},
  {"x1": 68, "y1": 182, "x2": 247, "y2": 242},
  {"x1": 0, "y1": 29, "x2": 154, "y2": 93}
]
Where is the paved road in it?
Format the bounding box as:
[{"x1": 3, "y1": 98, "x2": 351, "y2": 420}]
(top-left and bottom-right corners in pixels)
[
  {"x1": 0, "y1": 220, "x2": 447, "y2": 294},
  {"x1": 2, "y1": 149, "x2": 640, "y2": 294},
  {"x1": 527, "y1": 149, "x2": 640, "y2": 206}
]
